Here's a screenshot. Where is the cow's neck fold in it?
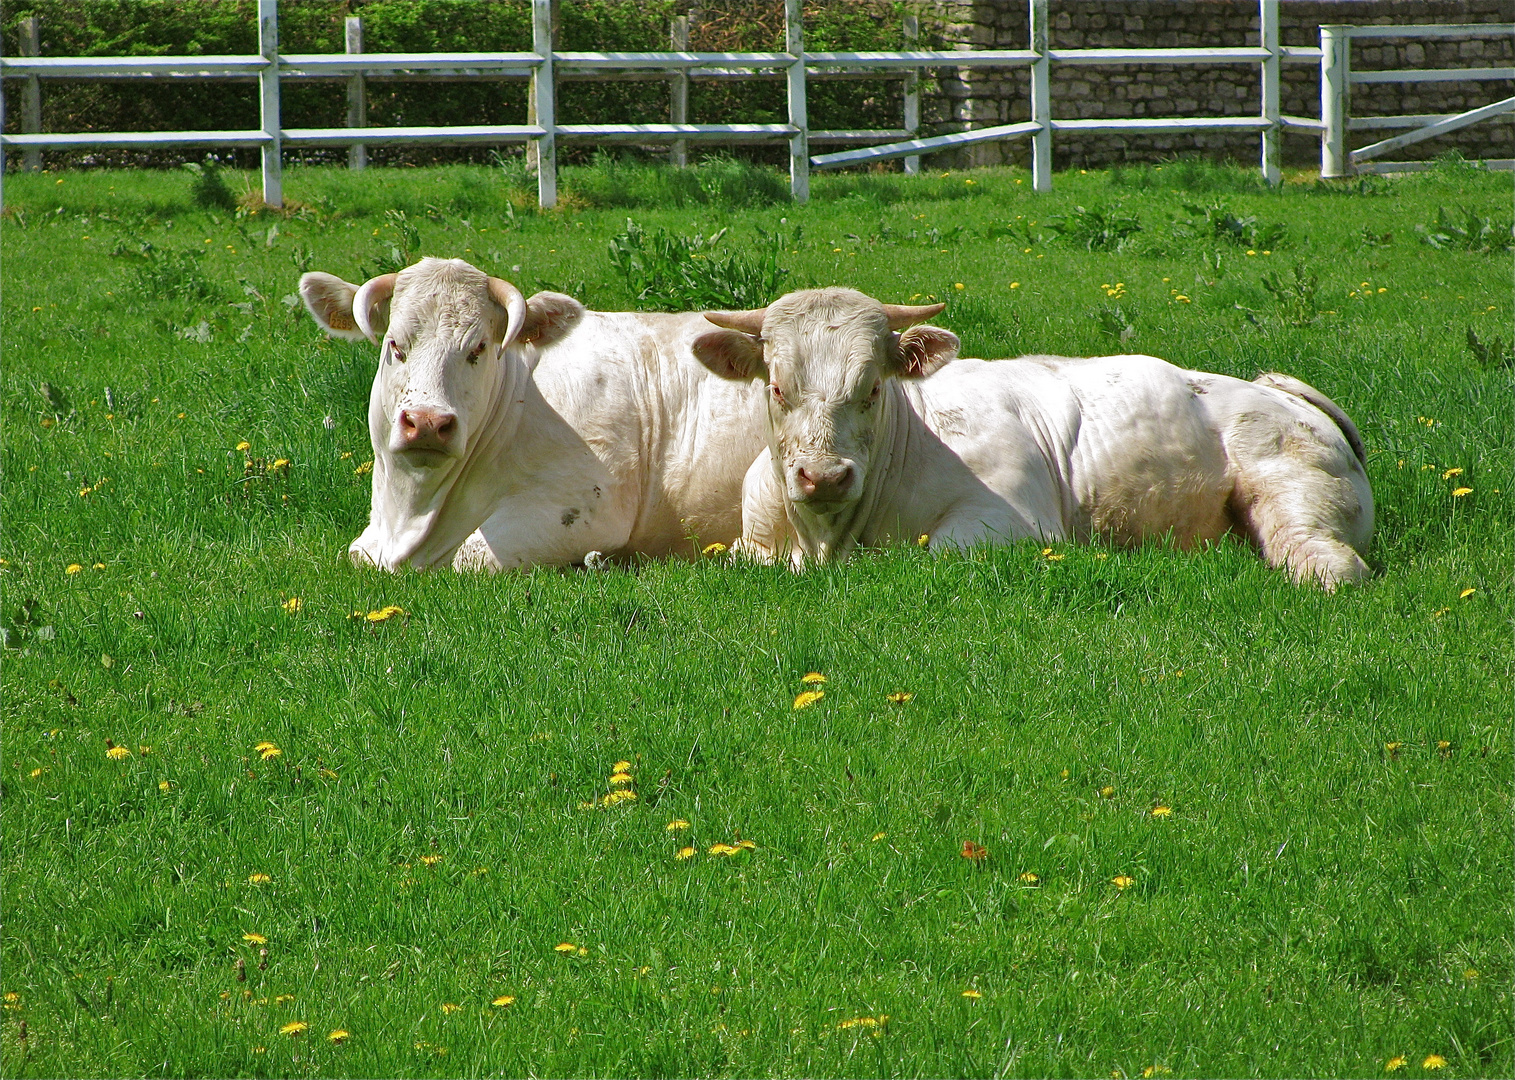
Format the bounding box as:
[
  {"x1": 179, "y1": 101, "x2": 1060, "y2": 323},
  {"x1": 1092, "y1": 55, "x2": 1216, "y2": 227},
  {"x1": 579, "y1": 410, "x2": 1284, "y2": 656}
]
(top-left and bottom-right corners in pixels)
[{"x1": 368, "y1": 347, "x2": 530, "y2": 569}]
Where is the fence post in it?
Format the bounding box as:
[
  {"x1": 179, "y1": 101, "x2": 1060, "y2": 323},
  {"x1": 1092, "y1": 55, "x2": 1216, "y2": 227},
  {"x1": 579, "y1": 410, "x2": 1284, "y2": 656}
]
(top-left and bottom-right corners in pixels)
[
  {"x1": 531, "y1": 0, "x2": 557, "y2": 208},
  {"x1": 1320, "y1": 24, "x2": 1351, "y2": 178},
  {"x1": 903, "y1": 13, "x2": 920, "y2": 176},
  {"x1": 346, "y1": 16, "x2": 367, "y2": 170},
  {"x1": 785, "y1": 0, "x2": 808, "y2": 203},
  {"x1": 258, "y1": 0, "x2": 282, "y2": 207},
  {"x1": 19, "y1": 15, "x2": 43, "y2": 172},
  {"x1": 670, "y1": 14, "x2": 689, "y2": 167},
  {"x1": 1029, "y1": 0, "x2": 1051, "y2": 191},
  {"x1": 1260, "y1": 0, "x2": 1280, "y2": 186}
]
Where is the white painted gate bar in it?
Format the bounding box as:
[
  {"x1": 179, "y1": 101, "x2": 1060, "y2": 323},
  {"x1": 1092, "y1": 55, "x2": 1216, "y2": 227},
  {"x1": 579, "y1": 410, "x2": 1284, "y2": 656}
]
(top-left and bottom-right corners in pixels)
[{"x1": 258, "y1": 0, "x2": 280, "y2": 206}]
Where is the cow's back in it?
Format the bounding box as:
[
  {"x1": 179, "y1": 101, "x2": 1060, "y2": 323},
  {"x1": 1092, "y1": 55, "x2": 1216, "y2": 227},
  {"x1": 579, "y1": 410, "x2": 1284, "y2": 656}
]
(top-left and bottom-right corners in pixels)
[
  {"x1": 916, "y1": 353, "x2": 1237, "y2": 547},
  {"x1": 532, "y1": 310, "x2": 766, "y2": 557}
]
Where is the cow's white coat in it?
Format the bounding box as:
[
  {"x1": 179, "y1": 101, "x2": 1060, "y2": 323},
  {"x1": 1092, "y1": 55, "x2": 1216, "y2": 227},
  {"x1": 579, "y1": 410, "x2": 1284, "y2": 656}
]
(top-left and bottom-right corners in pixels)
[
  {"x1": 693, "y1": 287, "x2": 1374, "y2": 588},
  {"x1": 301, "y1": 258, "x2": 765, "y2": 571}
]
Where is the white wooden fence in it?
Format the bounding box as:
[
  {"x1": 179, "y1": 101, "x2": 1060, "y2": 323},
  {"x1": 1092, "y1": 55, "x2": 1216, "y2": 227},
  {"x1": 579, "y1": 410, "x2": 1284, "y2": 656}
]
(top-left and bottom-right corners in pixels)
[{"x1": 2, "y1": 0, "x2": 1511, "y2": 209}]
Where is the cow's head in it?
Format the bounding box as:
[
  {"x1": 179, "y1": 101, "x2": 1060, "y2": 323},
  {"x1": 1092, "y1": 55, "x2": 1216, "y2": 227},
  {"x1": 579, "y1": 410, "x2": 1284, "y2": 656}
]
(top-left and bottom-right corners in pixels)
[
  {"x1": 301, "y1": 257, "x2": 584, "y2": 569},
  {"x1": 692, "y1": 288, "x2": 957, "y2": 540}
]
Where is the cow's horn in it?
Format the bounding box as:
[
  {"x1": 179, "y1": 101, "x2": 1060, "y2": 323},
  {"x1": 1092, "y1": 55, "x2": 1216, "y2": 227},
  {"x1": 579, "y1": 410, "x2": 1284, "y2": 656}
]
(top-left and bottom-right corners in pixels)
[
  {"x1": 488, "y1": 277, "x2": 528, "y2": 348},
  {"x1": 352, "y1": 273, "x2": 398, "y2": 344},
  {"x1": 704, "y1": 308, "x2": 768, "y2": 336},
  {"x1": 880, "y1": 302, "x2": 946, "y2": 330}
]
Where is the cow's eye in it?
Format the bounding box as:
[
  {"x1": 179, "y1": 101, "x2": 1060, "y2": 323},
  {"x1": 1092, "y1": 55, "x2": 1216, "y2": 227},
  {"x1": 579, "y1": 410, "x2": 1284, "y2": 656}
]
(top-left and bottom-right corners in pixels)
[
  {"x1": 865, "y1": 379, "x2": 882, "y2": 404},
  {"x1": 468, "y1": 341, "x2": 486, "y2": 364},
  {"x1": 769, "y1": 383, "x2": 788, "y2": 408},
  {"x1": 389, "y1": 342, "x2": 406, "y2": 363}
]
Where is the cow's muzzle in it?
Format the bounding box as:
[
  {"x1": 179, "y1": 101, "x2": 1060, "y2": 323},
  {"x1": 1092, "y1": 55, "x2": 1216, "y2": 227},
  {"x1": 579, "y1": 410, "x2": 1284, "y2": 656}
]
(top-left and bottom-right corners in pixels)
[
  {"x1": 791, "y1": 460, "x2": 856, "y2": 506},
  {"x1": 396, "y1": 407, "x2": 460, "y2": 456}
]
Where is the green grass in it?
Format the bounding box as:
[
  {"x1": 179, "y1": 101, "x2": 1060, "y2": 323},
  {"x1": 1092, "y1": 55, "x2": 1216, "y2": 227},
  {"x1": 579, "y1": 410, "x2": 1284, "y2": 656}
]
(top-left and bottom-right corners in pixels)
[{"x1": 2, "y1": 159, "x2": 1510, "y2": 1078}]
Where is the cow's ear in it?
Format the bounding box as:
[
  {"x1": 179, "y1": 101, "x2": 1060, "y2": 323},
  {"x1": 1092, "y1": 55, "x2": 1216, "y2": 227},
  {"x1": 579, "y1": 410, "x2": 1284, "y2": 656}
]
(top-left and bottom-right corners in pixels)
[
  {"x1": 300, "y1": 272, "x2": 368, "y2": 342},
  {"x1": 519, "y1": 291, "x2": 586, "y2": 348},
  {"x1": 888, "y1": 325, "x2": 959, "y2": 379},
  {"x1": 692, "y1": 330, "x2": 768, "y2": 381}
]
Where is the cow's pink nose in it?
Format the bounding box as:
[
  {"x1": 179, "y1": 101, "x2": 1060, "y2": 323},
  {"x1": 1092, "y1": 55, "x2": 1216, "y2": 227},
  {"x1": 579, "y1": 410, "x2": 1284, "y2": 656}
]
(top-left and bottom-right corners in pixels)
[
  {"x1": 796, "y1": 463, "x2": 854, "y2": 501},
  {"x1": 398, "y1": 407, "x2": 458, "y2": 450}
]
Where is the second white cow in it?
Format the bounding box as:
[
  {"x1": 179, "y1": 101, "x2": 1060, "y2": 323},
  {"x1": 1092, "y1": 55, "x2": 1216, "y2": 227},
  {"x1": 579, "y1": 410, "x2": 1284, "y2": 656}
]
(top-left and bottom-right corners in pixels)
[
  {"x1": 691, "y1": 287, "x2": 1374, "y2": 589},
  {"x1": 301, "y1": 257, "x2": 765, "y2": 570}
]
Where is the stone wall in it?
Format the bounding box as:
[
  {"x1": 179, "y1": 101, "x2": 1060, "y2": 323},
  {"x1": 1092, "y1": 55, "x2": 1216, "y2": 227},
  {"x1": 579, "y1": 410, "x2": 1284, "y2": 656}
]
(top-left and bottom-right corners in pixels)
[{"x1": 924, "y1": 0, "x2": 1514, "y2": 169}]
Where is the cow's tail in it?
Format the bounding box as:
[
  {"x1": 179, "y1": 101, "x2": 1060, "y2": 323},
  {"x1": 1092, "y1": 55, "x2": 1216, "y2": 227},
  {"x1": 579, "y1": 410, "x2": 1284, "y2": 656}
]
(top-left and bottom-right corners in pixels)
[{"x1": 1253, "y1": 372, "x2": 1366, "y2": 466}]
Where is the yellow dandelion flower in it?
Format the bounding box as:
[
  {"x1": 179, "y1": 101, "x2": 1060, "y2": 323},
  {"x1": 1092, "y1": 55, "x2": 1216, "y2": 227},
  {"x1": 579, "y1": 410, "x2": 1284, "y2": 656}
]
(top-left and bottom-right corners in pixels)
[
  {"x1": 274, "y1": 994, "x2": 294, "y2": 1004},
  {"x1": 1143, "y1": 1067, "x2": 1172, "y2": 1078},
  {"x1": 954, "y1": 282, "x2": 965, "y2": 291},
  {"x1": 29, "y1": 768, "x2": 43, "y2": 779},
  {"x1": 733, "y1": 840, "x2": 756, "y2": 851},
  {"x1": 917, "y1": 533, "x2": 929, "y2": 547},
  {"x1": 270, "y1": 458, "x2": 289, "y2": 470},
  {"x1": 366, "y1": 604, "x2": 405, "y2": 622},
  {"x1": 328, "y1": 1029, "x2": 349, "y2": 1043},
  {"x1": 281, "y1": 597, "x2": 301, "y2": 614},
  {"x1": 419, "y1": 854, "x2": 442, "y2": 867},
  {"x1": 1150, "y1": 805, "x2": 1173, "y2": 818},
  {"x1": 872, "y1": 831, "x2": 887, "y2": 841},
  {"x1": 1385, "y1": 741, "x2": 1402, "y2": 758},
  {"x1": 1384, "y1": 1056, "x2": 1407, "y2": 1072},
  {"x1": 354, "y1": 460, "x2": 373, "y2": 476},
  {"x1": 801, "y1": 672, "x2": 827, "y2": 685},
  {"x1": 440, "y1": 1003, "x2": 461, "y2": 1014},
  {"x1": 248, "y1": 873, "x2": 271, "y2": 885},
  {"x1": 279, "y1": 1021, "x2": 307, "y2": 1037},
  {"x1": 887, "y1": 692, "x2": 914, "y2": 704},
  {"x1": 66, "y1": 563, "x2": 84, "y2": 575},
  {"x1": 612, "y1": 760, "x2": 633, "y2": 772},
  {"x1": 254, "y1": 740, "x2": 277, "y2": 753},
  {"x1": 1452, "y1": 487, "x2": 1472, "y2": 497},
  {"x1": 1010, "y1": 281, "x2": 1020, "y2": 289},
  {"x1": 1460, "y1": 588, "x2": 1476, "y2": 599},
  {"x1": 243, "y1": 932, "x2": 267, "y2": 945},
  {"x1": 793, "y1": 690, "x2": 824, "y2": 710},
  {"x1": 1099, "y1": 785, "x2": 1115, "y2": 798},
  {"x1": 701, "y1": 542, "x2": 727, "y2": 556},
  {"x1": 1463, "y1": 967, "x2": 1478, "y2": 980},
  {"x1": 492, "y1": 995, "x2": 516, "y2": 1007},
  {"x1": 601, "y1": 790, "x2": 637, "y2": 806},
  {"x1": 3, "y1": 993, "x2": 19, "y2": 1005},
  {"x1": 962, "y1": 989, "x2": 982, "y2": 999},
  {"x1": 554, "y1": 942, "x2": 579, "y2": 953},
  {"x1": 106, "y1": 745, "x2": 131, "y2": 761},
  {"x1": 1422, "y1": 1055, "x2": 1446, "y2": 1071},
  {"x1": 92, "y1": 562, "x2": 106, "y2": 570},
  {"x1": 609, "y1": 771, "x2": 634, "y2": 786},
  {"x1": 236, "y1": 441, "x2": 251, "y2": 452},
  {"x1": 1442, "y1": 467, "x2": 1463, "y2": 479},
  {"x1": 675, "y1": 846, "x2": 696, "y2": 860},
  {"x1": 159, "y1": 780, "x2": 173, "y2": 792},
  {"x1": 1112, "y1": 875, "x2": 1134, "y2": 889},
  {"x1": 260, "y1": 745, "x2": 283, "y2": 760},
  {"x1": 252, "y1": 1045, "x2": 265, "y2": 1054},
  {"x1": 1019, "y1": 871, "x2": 1040, "y2": 885},
  {"x1": 708, "y1": 843, "x2": 738, "y2": 856},
  {"x1": 666, "y1": 820, "x2": 690, "y2": 831}
]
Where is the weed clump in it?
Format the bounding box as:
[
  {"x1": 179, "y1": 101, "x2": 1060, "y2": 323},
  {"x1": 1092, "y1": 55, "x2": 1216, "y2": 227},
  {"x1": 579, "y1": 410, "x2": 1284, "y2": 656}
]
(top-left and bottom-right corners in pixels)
[
  {"x1": 1417, "y1": 206, "x2": 1514, "y2": 253},
  {"x1": 183, "y1": 157, "x2": 236, "y2": 211},
  {"x1": 609, "y1": 219, "x2": 793, "y2": 310},
  {"x1": 1043, "y1": 203, "x2": 1141, "y2": 251}
]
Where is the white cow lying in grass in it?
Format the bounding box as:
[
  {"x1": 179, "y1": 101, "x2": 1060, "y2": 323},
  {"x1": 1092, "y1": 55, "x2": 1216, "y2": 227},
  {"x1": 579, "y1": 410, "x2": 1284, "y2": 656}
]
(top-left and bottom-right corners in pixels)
[
  {"x1": 300, "y1": 257, "x2": 764, "y2": 570},
  {"x1": 691, "y1": 287, "x2": 1374, "y2": 589}
]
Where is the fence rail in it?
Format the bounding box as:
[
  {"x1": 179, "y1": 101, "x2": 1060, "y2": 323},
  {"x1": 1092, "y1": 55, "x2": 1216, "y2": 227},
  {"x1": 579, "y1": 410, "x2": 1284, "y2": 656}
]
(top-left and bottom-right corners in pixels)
[{"x1": 2, "y1": 0, "x2": 1510, "y2": 207}]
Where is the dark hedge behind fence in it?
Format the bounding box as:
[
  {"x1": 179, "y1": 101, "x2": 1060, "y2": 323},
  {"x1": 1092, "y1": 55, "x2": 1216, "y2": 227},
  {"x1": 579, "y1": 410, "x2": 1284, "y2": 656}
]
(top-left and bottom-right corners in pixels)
[{"x1": 2, "y1": 0, "x2": 928, "y2": 169}]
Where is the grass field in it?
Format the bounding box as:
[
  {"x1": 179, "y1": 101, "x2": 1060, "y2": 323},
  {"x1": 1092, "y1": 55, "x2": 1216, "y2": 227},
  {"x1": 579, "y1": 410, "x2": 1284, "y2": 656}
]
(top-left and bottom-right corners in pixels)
[{"x1": 2, "y1": 156, "x2": 1511, "y2": 1078}]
